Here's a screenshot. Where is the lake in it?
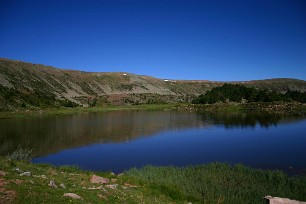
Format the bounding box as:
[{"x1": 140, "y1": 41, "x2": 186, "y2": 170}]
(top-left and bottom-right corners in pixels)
[{"x1": 1, "y1": 110, "x2": 306, "y2": 173}]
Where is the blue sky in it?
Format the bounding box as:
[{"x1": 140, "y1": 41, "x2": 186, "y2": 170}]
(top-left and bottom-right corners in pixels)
[{"x1": 1, "y1": 0, "x2": 305, "y2": 81}]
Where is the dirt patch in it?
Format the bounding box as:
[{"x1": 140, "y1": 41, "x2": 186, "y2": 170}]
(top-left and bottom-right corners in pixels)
[{"x1": 0, "y1": 178, "x2": 16, "y2": 204}]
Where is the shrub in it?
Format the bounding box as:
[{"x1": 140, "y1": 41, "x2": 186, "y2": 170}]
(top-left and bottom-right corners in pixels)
[{"x1": 6, "y1": 146, "x2": 33, "y2": 162}]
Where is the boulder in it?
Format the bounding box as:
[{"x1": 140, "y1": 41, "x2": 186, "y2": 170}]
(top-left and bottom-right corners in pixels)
[{"x1": 89, "y1": 174, "x2": 109, "y2": 184}]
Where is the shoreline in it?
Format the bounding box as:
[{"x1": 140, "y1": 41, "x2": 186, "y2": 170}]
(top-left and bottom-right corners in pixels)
[
  {"x1": 0, "y1": 156, "x2": 305, "y2": 203},
  {"x1": 0, "y1": 104, "x2": 175, "y2": 119},
  {"x1": 1, "y1": 102, "x2": 306, "y2": 119}
]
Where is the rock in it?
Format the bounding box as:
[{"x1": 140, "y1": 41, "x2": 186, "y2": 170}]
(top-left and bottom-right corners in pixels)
[
  {"x1": 60, "y1": 183, "x2": 66, "y2": 189},
  {"x1": 63, "y1": 193, "x2": 82, "y2": 200},
  {"x1": 20, "y1": 172, "x2": 31, "y2": 176},
  {"x1": 14, "y1": 168, "x2": 23, "y2": 173},
  {"x1": 0, "y1": 170, "x2": 7, "y2": 176},
  {"x1": 264, "y1": 196, "x2": 306, "y2": 204},
  {"x1": 106, "y1": 184, "x2": 118, "y2": 190},
  {"x1": 117, "y1": 173, "x2": 124, "y2": 177},
  {"x1": 48, "y1": 180, "x2": 58, "y2": 188},
  {"x1": 110, "y1": 172, "x2": 115, "y2": 176},
  {"x1": 89, "y1": 174, "x2": 109, "y2": 184},
  {"x1": 111, "y1": 178, "x2": 117, "y2": 182}
]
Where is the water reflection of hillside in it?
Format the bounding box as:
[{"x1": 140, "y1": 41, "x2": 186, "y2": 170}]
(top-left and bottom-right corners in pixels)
[
  {"x1": 200, "y1": 112, "x2": 306, "y2": 128},
  {"x1": 1, "y1": 110, "x2": 306, "y2": 158},
  {"x1": 0, "y1": 111, "x2": 210, "y2": 157}
]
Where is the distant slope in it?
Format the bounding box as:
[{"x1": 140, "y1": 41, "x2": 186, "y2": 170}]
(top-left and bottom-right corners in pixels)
[{"x1": 0, "y1": 58, "x2": 305, "y2": 110}]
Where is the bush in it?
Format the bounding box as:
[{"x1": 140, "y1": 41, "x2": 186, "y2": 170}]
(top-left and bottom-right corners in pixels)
[{"x1": 6, "y1": 146, "x2": 33, "y2": 162}]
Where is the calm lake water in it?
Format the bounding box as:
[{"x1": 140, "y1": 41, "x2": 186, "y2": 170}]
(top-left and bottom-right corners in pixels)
[{"x1": 1, "y1": 110, "x2": 306, "y2": 173}]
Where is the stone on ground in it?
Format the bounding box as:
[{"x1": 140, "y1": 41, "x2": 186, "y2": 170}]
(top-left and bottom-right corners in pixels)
[
  {"x1": 48, "y1": 180, "x2": 58, "y2": 188},
  {"x1": 89, "y1": 174, "x2": 109, "y2": 184},
  {"x1": 106, "y1": 184, "x2": 118, "y2": 190},
  {"x1": 63, "y1": 193, "x2": 82, "y2": 200},
  {"x1": 20, "y1": 172, "x2": 31, "y2": 176},
  {"x1": 265, "y1": 196, "x2": 306, "y2": 204}
]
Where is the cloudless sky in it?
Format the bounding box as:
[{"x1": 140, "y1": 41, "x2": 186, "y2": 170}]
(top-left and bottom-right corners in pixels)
[{"x1": 1, "y1": 0, "x2": 305, "y2": 81}]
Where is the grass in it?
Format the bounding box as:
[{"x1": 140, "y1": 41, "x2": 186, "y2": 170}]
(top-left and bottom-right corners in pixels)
[
  {"x1": 1, "y1": 156, "x2": 305, "y2": 203},
  {"x1": 0, "y1": 156, "x2": 181, "y2": 204},
  {"x1": 125, "y1": 164, "x2": 306, "y2": 204},
  {"x1": 0, "y1": 104, "x2": 175, "y2": 119}
]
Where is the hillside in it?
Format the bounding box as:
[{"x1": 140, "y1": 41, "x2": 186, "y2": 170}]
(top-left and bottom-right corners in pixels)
[{"x1": 1, "y1": 58, "x2": 306, "y2": 110}]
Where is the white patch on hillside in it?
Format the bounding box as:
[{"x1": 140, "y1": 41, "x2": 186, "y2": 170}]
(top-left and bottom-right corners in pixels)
[{"x1": 0, "y1": 73, "x2": 14, "y2": 88}]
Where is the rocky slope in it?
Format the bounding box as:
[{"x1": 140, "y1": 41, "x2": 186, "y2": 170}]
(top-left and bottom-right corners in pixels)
[{"x1": 1, "y1": 58, "x2": 306, "y2": 110}]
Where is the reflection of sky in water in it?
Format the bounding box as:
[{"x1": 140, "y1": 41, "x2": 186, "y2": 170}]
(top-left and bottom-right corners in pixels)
[{"x1": 1, "y1": 110, "x2": 306, "y2": 173}]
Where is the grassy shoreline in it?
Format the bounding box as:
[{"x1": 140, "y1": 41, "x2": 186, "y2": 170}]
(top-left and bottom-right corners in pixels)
[
  {"x1": 0, "y1": 157, "x2": 305, "y2": 203},
  {"x1": 0, "y1": 104, "x2": 176, "y2": 119},
  {"x1": 1, "y1": 102, "x2": 306, "y2": 119}
]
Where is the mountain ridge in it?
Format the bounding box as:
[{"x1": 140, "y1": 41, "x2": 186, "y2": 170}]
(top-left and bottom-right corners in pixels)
[{"x1": 1, "y1": 58, "x2": 306, "y2": 110}]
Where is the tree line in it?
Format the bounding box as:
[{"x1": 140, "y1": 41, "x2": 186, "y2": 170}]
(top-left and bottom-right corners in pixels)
[{"x1": 192, "y1": 84, "x2": 306, "y2": 104}]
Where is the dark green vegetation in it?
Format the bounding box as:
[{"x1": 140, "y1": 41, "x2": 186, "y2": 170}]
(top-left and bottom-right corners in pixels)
[
  {"x1": 192, "y1": 84, "x2": 306, "y2": 104},
  {"x1": 1, "y1": 58, "x2": 306, "y2": 111},
  {"x1": 1, "y1": 156, "x2": 305, "y2": 204}
]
